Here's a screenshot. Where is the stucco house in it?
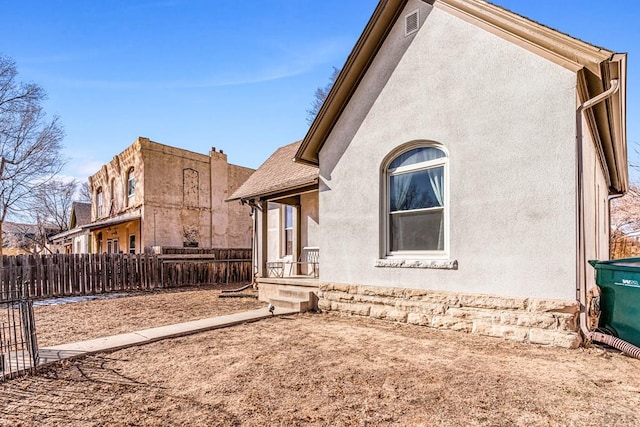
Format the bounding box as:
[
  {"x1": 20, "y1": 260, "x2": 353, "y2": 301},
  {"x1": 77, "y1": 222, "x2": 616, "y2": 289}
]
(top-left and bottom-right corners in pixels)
[
  {"x1": 49, "y1": 202, "x2": 92, "y2": 253},
  {"x1": 86, "y1": 137, "x2": 254, "y2": 253},
  {"x1": 230, "y1": 0, "x2": 628, "y2": 348}
]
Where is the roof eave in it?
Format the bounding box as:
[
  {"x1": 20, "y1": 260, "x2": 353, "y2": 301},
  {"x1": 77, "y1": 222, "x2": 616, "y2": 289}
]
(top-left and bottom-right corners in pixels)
[
  {"x1": 602, "y1": 53, "x2": 628, "y2": 194},
  {"x1": 296, "y1": 0, "x2": 618, "y2": 165},
  {"x1": 227, "y1": 178, "x2": 319, "y2": 203},
  {"x1": 434, "y1": 0, "x2": 613, "y2": 75},
  {"x1": 82, "y1": 213, "x2": 142, "y2": 231},
  {"x1": 296, "y1": 0, "x2": 410, "y2": 165},
  {"x1": 49, "y1": 227, "x2": 81, "y2": 241}
]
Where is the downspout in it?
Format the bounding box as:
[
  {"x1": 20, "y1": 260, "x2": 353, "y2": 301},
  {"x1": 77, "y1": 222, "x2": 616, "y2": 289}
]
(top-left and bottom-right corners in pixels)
[
  {"x1": 576, "y1": 79, "x2": 640, "y2": 358},
  {"x1": 576, "y1": 79, "x2": 620, "y2": 337}
]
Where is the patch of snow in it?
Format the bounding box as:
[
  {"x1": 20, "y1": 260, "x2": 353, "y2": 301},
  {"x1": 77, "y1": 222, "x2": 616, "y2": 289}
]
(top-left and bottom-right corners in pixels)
[{"x1": 33, "y1": 293, "x2": 128, "y2": 307}]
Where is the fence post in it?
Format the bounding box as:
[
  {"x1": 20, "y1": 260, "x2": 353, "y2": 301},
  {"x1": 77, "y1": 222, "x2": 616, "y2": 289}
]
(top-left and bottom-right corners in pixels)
[{"x1": 0, "y1": 250, "x2": 252, "y2": 302}]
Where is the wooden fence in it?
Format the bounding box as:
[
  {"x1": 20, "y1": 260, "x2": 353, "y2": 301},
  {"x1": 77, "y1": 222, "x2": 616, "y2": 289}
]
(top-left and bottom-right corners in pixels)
[
  {"x1": 610, "y1": 237, "x2": 640, "y2": 260},
  {"x1": 0, "y1": 249, "x2": 252, "y2": 300}
]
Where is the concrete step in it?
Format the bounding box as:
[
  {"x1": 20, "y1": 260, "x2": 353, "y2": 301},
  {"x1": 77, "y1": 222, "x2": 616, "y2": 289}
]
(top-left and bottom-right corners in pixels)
[
  {"x1": 269, "y1": 296, "x2": 311, "y2": 313},
  {"x1": 278, "y1": 289, "x2": 314, "y2": 300}
]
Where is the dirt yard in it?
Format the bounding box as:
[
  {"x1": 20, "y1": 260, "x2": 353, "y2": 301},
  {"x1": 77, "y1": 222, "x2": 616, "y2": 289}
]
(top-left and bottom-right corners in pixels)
[
  {"x1": 33, "y1": 284, "x2": 263, "y2": 347},
  {"x1": 1, "y1": 286, "x2": 640, "y2": 426}
]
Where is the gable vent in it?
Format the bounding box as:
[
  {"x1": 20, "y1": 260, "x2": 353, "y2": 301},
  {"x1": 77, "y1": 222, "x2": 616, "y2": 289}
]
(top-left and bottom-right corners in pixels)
[{"x1": 405, "y1": 10, "x2": 419, "y2": 36}]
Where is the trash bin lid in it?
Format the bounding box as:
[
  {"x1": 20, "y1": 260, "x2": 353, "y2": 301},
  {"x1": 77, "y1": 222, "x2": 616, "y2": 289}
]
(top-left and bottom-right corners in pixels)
[
  {"x1": 589, "y1": 257, "x2": 640, "y2": 271},
  {"x1": 609, "y1": 262, "x2": 640, "y2": 268}
]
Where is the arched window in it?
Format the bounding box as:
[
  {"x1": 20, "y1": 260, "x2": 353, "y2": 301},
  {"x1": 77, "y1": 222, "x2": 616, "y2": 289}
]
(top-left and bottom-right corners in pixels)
[
  {"x1": 127, "y1": 167, "x2": 135, "y2": 199},
  {"x1": 385, "y1": 144, "x2": 447, "y2": 255},
  {"x1": 96, "y1": 187, "x2": 104, "y2": 218}
]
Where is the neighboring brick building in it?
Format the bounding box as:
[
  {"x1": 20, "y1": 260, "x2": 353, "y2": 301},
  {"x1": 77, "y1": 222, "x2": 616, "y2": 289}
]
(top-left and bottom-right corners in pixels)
[{"x1": 86, "y1": 137, "x2": 254, "y2": 253}]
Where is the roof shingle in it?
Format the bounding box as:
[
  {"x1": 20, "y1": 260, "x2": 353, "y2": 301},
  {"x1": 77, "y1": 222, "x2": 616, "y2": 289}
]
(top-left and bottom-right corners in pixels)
[
  {"x1": 72, "y1": 202, "x2": 92, "y2": 227},
  {"x1": 228, "y1": 141, "x2": 318, "y2": 201}
]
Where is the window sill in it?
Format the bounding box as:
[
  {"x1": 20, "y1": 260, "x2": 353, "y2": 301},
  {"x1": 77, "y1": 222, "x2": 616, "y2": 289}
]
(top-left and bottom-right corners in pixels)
[{"x1": 375, "y1": 258, "x2": 458, "y2": 270}]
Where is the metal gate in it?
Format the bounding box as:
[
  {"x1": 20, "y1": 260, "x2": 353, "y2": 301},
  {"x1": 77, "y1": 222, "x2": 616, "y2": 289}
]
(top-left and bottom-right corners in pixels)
[{"x1": 1, "y1": 284, "x2": 38, "y2": 381}]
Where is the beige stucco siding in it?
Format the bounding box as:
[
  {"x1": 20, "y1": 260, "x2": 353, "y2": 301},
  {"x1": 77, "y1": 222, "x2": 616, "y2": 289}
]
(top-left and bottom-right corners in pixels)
[
  {"x1": 580, "y1": 111, "x2": 611, "y2": 288},
  {"x1": 300, "y1": 192, "x2": 319, "y2": 249},
  {"x1": 225, "y1": 164, "x2": 255, "y2": 248},
  {"x1": 89, "y1": 142, "x2": 141, "y2": 221},
  {"x1": 141, "y1": 142, "x2": 213, "y2": 248},
  {"x1": 318, "y1": 1, "x2": 578, "y2": 300},
  {"x1": 89, "y1": 138, "x2": 253, "y2": 252}
]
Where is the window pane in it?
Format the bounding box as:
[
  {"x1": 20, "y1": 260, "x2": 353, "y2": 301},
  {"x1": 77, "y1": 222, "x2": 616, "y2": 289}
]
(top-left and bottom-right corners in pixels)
[
  {"x1": 390, "y1": 166, "x2": 443, "y2": 211},
  {"x1": 389, "y1": 147, "x2": 444, "y2": 169},
  {"x1": 285, "y1": 229, "x2": 293, "y2": 256},
  {"x1": 390, "y1": 209, "x2": 444, "y2": 251},
  {"x1": 128, "y1": 176, "x2": 135, "y2": 196},
  {"x1": 285, "y1": 206, "x2": 293, "y2": 228}
]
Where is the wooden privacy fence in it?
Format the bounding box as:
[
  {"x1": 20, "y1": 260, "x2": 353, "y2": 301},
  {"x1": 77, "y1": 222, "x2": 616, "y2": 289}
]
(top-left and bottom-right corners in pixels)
[
  {"x1": 610, "y1": 237, "x2": 640, "y2": 260},
  {"x1": 0, "y1": 249, "x2": 252, "y2": 300}
]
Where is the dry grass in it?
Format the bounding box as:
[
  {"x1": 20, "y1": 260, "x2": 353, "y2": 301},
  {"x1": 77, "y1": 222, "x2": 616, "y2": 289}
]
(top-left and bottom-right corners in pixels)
[
  {"x1": 1, "y1": 287, "x2": 640, "y2": 426},
  {"x1": 33, "y1": 284, "x2": 263, "y2": 346}
]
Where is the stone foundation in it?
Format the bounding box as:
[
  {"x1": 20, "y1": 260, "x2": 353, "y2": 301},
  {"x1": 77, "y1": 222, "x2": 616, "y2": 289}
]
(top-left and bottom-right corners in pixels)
[{"x1": 318, "y1": 283, "x2": 581, "y2": 348}]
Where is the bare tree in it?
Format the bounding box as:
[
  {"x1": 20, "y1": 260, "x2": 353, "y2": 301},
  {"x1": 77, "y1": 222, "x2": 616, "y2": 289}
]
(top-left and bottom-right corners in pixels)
[
  {"x1": 4, "y1": 221, "x2": 56, "y2": 254},
  {"x1": 7, "y1": 180, "x2": 78, "y2": 254},
  {"x1": 1, "y1": 221, "x2": 30, "y2": 253},
  {"x1": 30, "y1": 179, "x2": 77, "y2": 232},
  {"x1": 0, "y1": 54, "x2": 65, "y2": 254},
  {"x1": 611, "y1": 184, "x2": 640, "y2": 239},
  {"x1": 306, "y1": 67, "x2": 340, "y2": 125},
  {"x1": 79, "y1": 181, "x2": 91, "y2": 202},
  {"x1": 627, "y1": 140, "x2": 640, "y2": 174}
]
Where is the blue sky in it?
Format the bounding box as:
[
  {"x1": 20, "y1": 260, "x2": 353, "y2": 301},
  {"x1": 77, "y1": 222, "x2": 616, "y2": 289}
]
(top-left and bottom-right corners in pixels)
[{"x1": 1, "y1": 0, "x2": 638, "y2": 183}]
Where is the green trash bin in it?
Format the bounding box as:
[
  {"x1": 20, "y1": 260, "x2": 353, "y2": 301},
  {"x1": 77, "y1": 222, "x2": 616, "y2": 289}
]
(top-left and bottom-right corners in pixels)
[{"x1": 589, "y1": 258, "x2": 640, "y2": 348}]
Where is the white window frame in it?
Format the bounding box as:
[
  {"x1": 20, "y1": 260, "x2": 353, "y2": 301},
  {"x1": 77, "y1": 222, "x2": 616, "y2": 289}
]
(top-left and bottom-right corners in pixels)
[
  {"x1": 107, "y1": 238, "x2": 119, "y2": 254},
  {"x1": 282, "y1": 205, "x2": 294, "y2": 257},
  {"x1": 382, "y1": 143, "x2": 449, "y2": 259},
  {"x1": 97, "y1": 189, "x2": 104, "y2": 218}
]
